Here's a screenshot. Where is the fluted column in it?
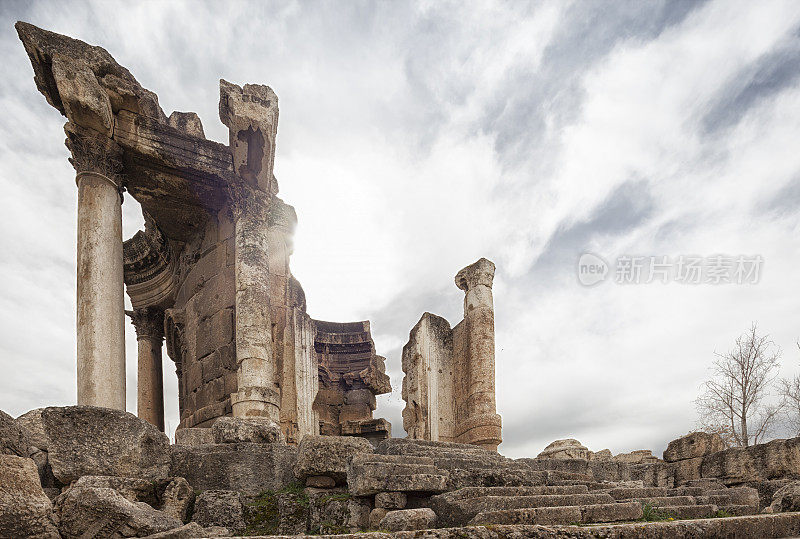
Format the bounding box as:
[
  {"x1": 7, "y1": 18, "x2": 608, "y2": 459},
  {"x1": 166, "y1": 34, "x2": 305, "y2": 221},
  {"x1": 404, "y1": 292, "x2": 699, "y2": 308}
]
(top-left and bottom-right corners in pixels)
[
  {"x1": 128, "y1": 307, "x2": 165, "y2": 431},
  {"x1": 67, "y1": 124, "x2": 126, "y2": 410}
]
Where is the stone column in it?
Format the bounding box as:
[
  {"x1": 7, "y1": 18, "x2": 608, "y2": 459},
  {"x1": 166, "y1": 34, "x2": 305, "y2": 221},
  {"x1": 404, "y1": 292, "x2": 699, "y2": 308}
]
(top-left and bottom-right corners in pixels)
[
  {"x1": 128, "y1": 308, "x2": 165, "y2": 431},
  {"x1": 455, "y1": 258, "x2": 502, "y2": 451},
  {"x1": 67, "y1": 124, "x2": 126, "y2": 411},
  {"x1": 229, "y1": 191, "x2": 280, "y2": 421}
]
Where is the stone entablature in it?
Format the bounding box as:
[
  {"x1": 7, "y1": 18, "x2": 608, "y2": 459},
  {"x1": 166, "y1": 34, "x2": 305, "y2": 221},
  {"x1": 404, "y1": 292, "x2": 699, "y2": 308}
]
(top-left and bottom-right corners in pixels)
[{"x1": 402, "y1": 258, "x2": 502, "y2": 451}]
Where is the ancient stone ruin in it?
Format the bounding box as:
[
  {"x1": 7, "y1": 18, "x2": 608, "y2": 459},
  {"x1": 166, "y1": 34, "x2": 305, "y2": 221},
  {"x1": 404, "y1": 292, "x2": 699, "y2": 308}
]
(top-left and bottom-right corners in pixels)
[
  {"x1": 402, "y1": 258, "x2": 502, "y2": 451},
  {"x1": 6, "y1": 21, "x2": 800, "y2": 539}
]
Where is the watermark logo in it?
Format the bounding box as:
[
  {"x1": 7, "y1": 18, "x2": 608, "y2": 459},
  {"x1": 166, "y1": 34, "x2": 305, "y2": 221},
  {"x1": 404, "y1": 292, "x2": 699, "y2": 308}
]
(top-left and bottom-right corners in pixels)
[
  {"x1": 577, "y1": 252, "x2": 609, "y2": 286},
  {"x1": 577, "y1": 253, "x2": 763, "y2": 287}
]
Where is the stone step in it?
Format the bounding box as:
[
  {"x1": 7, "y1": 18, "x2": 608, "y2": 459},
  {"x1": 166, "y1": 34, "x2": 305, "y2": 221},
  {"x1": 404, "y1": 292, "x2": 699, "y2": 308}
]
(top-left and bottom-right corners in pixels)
[
  {"x1": 458, "y1": 493, "x2": 614, "y2": 514},
  {"x1": 429, "y1": 486, "x2": 592, "y2": 527},
  {"x1": 447, "y1": 467, "x2": 547, "y2": 490},
  {"x1": 607, "y1": 487, "x2": 668, "y2": 499},
  {"x1": 652, "y1": 504, "x2": 718, "y2": 519},
  {"x1": 470, "y1": 501, "x2": 643, "y2": 526},
  {"x1": 347, "y1": 454, "x2": 448, "y2": 496},
  {"x1": 544, "y1": 470, "x2": 594, "y2": 483},
  {"x1": 433, "y1": 484, "x2": 589, "y2": 502},
  {"x1": 721, "y1": 504, "x2": 759, "y2": 516},
  {"x1": 706, "y1": 487, "x2": 760, "y2": 506},
  {"x1": 632, "y1": 495, "x2": 697, "y2": 506}
]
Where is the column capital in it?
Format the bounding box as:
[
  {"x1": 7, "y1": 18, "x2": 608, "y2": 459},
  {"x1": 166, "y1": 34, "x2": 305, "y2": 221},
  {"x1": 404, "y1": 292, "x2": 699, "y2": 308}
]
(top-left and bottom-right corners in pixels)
[
  {"x1": 65, "y1": 122, "x2": 124, "y2": 189},
  {"x1": 127, "y1": 307, "x2": 165, "y2": 341},
  {"x1": 455, "y1": 258, "x2": 496, "y2": 291}
]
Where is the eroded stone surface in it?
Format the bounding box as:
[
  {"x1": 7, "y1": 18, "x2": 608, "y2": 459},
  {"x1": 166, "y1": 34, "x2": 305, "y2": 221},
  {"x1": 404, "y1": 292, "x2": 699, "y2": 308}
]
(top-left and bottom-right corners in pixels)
[
  {"x1": 192, "y1": 490, "x2": 244, "y2": 533},
  {"x1": 212, "y1": 416, "x2": 284, "y2": 444},
  {"x1": 297, "y1": 435, "x2": 374, "y2": 484},
  {"x1": 0, "y1": 455, "x2": 59, "y2": 538},
  {"x1": 379, "y1": 508, "x2": 436, "y2": 531},
  {"x1": 56, "y1": 485, "x2": 182, "y2": 538},
  {"x1": 537, "y1": 439, "x2": 590, "y2": 460},
  {"x1": 664, "y1": 431, "x2": 725, "y2": 462},
  {"x1": 41, "y1": 405, "x2": 171, "y2": 484}
]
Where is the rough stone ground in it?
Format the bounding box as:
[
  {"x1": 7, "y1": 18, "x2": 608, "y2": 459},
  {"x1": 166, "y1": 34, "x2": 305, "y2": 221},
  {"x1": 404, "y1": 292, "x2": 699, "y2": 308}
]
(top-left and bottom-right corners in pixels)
[{"x1": 227, "y1": 512, "x2": 800, "y2": 538}]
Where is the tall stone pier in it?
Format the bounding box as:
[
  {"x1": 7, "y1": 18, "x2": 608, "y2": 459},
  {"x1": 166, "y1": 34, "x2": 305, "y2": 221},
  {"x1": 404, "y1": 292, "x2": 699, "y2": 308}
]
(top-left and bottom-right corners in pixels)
[{"x1": 402, "y1": 258, "x2": 502, "y2": 451}]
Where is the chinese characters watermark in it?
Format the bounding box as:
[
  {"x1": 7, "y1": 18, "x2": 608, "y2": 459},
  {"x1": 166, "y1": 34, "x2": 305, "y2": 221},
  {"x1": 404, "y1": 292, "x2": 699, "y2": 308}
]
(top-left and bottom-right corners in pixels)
[{"x1": 577, "y1": 253, "x2": 762, "y2": 287}]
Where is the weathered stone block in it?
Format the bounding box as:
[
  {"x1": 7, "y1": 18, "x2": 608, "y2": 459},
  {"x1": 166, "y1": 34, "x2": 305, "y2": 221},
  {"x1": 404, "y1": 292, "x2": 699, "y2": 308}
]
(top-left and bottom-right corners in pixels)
[
  {"x1": 0, "y1": 455, "x2": 59, "y2": 538},
  {"x1": 375, "y1": 491, "x2": 407, "y2": 509},
  {"x1": 340, "y1": 403, "x2": 373, "y2": 423},
  {"x1": 186, "y1": 362, "x2": 202, "y2": 392},
  {"x1": 1, "y1": 409, "x2": 29, "y2": 457},
  {"x1": 369, "y1": 507, "x2": 388, "y2": 529},
  {"x1": 57, "y1": 485, "x2": 182, "y2": 538},
  {"x1": 379, "y1": 508, "x2": 436, "y2": 531},
  {"x1": 345, "y1": 389, "x2": 377, "y2": 410},
  {"x1": 669, "y1": 456, "x2": 703, "y2": 485},
  {"x1": 306, "y1": 475, "x2": 336, "y2": 488},
  {"x1": 347, "y1": 454, "x2": 449, "y2": 496},
  {"x1": 171, "y1": 443, "x2": 296, "y2": 495},
  {"x1": 664, "y1": 431, "x2": 725, "y2": 462},
  {"x1": 197, "y1": 308, "x2": 234, "y2": 360},
  {"x1": 212, "y1": 416, "x2": 284, "y2": 444},
  {"x1": 174, "y1": 427, "x2": 214, "y2": 446},
  {"x1": 40, "y1": 406, "x2": 171, "y2": 484},
  {"x1": 296, "y1": 435, "x2": 374, "y2": 484},
  {"x1": 192, "y1": 490, "x2": 244, "y2": 533},
  {"x1": 536, "y1": 439, "x2": 589, "y2": 460}
]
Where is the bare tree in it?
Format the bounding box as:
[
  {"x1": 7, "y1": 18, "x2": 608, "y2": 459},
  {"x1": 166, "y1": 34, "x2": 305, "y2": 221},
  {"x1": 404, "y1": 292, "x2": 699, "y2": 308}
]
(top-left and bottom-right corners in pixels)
[
  {"x1": 778, "y1": 342, "x2": 800, "y2": 436},
  {"x1": 695, "y1": 323, "x2": 783, "y2": 447}
]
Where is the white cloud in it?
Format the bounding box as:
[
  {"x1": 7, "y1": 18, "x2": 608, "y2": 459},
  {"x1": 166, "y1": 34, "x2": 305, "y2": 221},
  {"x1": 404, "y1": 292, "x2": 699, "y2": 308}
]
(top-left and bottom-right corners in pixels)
[{"x1": 1, "y1": 0, "x2": 800, "y2": 458}]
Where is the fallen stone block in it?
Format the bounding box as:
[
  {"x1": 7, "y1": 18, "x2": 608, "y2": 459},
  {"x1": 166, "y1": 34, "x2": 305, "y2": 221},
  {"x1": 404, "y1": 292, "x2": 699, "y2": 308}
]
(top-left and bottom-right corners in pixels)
[
  {"x1": 307, "y1": 490, "x2": 371, "y2": 534},
  {"x1": 56, "y1": 485, "x2": 182, "y2": 538},
  {"x1": 40, "y1": 405, "x2": 171, "y2": 484},
  {"x1": 296, "y1": 435, "x2": 374, "y2": 485},
  {"x1": 768, "y1": 480, "x2": 800, "y2": 513},
  {"x1": 211, "y1": 416, "x2": 284, "y2": 444},
  {"x1": 536, "y1": 439, "x2": 589, "y2": 460},
  {"x1": 0, "y1": 454, "x2": 59, "y2": 538},
  {"x1": 379, "y1": 508, "x2": 436, "y2": 531}
]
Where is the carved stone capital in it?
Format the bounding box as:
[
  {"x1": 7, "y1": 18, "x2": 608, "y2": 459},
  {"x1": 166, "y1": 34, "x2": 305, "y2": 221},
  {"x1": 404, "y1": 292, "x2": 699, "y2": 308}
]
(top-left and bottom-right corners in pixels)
[
  {"x1": 455, "y1": 258, "x2": 496, "y2": 291},
  {"x1": 127, "y1": 307, "x2": 165, "y2": 341},
  {"x1": 65, "y1": 122, "x2": 123, "y2": 189}
]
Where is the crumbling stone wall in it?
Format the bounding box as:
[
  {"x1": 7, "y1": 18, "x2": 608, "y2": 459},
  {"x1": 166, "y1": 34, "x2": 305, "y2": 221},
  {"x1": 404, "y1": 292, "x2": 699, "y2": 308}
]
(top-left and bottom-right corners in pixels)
[{"x1": 402, "y1": 258, "x2": 502, "y2": 451}]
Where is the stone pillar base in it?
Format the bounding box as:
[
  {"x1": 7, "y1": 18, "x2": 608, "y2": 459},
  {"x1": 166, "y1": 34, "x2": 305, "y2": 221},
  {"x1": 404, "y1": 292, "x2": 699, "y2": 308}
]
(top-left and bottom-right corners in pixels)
[
  {"x1": 231, "y1": 386, "x2": 280, "y2": 421},
  {"x1": 455, "y1": 413, "x2": 503, "y2": 451}
]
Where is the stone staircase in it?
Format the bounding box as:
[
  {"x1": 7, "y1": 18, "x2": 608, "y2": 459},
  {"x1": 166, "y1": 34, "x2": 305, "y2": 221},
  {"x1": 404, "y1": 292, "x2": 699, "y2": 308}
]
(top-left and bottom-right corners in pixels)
[
  {"x1": 428, "y1": 482, "x2": 760, "y2": 527},
  {"x1": 377, "y1": 439, "x2": 548, "y2": 489}
]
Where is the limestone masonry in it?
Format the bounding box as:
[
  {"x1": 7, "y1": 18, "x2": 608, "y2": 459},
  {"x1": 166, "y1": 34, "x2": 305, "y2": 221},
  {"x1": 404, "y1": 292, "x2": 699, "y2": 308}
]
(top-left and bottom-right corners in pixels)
[{"x1": 6, "y1": 21, "x2": 800, "y2": 539}]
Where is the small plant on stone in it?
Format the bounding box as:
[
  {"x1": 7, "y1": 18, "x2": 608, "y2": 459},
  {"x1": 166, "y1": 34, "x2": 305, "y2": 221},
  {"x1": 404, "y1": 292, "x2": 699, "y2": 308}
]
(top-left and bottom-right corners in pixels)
[
  {"x1": 640, "y1": 503, "x2": 676, "y2": 522},
  {"x1": 713, "y1": 509, "x2": 734, "y2": 518}
]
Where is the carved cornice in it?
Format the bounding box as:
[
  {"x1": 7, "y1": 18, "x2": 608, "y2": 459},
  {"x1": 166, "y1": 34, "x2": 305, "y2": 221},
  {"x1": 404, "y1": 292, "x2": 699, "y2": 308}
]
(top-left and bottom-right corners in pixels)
[{"x1": 127, "y1": 307, "x2": 165, "y2": 341}]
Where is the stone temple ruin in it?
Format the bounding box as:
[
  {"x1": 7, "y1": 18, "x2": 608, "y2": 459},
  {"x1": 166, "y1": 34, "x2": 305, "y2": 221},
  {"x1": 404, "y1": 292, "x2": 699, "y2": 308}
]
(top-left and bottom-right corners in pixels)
[{"x1": 6, "y1": 21, "x2": 800, "y2": 539}]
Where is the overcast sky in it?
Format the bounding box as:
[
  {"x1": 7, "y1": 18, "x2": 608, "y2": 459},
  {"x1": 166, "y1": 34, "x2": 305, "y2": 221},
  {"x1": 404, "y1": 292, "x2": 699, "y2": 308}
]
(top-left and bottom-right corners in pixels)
[{"x1": 2, "y1": 0, "x2": 800, "y2": 458}]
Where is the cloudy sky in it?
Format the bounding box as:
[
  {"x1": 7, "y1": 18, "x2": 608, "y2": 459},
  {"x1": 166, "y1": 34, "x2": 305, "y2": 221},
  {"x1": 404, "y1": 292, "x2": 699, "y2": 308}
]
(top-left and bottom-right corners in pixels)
[{"x1": 2, "y1": 0, "x2": 800, "y2": 458}]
